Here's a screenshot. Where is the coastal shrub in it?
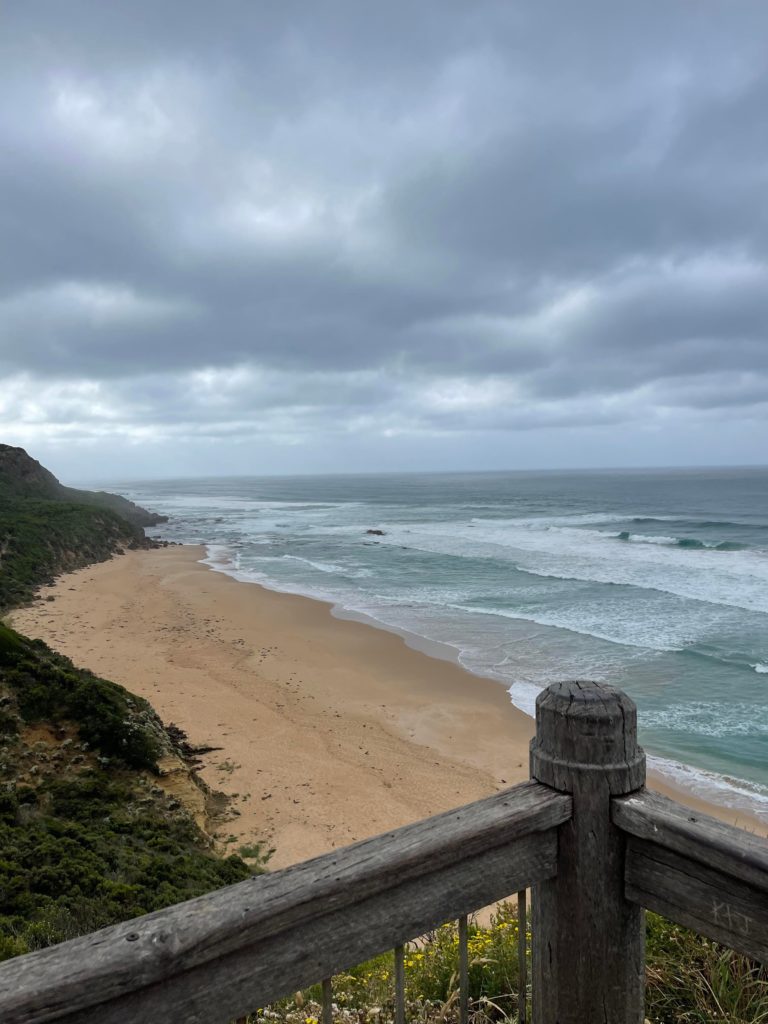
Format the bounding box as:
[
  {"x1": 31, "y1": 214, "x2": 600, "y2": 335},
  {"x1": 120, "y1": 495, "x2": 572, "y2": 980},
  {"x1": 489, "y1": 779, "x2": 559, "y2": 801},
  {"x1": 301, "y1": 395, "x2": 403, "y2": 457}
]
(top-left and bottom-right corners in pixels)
[
  {"x1": 646, "y1": 913, "x2": 768, "y2": 1022},
  {"x1": 252, "y1": 907, "x2": 526, "y2": 1024},
  {"x1": 0, "y1": 623, "x2": 25, "y2": 662},
  {"x1": 0, "y1": 769, "x2": 257, "y2": 960},
  {"x1": 0, "y1": 625, "x2": 159, "y2": 770},
  {"x1": 0, "y1": 707, "x2": 17, "y2": 736},
  {"x1": 0, "y1": 497, "x2": 143, "y2": 612},
  {"x1": 244, "y1": 909, "x2": 768, "y2": 1024},
  {"x1": 387, "y1": 904, "x2": 524, "y2": 1014},
  {"x1": 238, "y1": 843, "x2": 267, "y2": 860},
  {"x1": 0, "y1": 468, "x2": 269, "y2": 968},
  {"x1": 0, "y1": 624, "x2": 268, "y2": 964}
]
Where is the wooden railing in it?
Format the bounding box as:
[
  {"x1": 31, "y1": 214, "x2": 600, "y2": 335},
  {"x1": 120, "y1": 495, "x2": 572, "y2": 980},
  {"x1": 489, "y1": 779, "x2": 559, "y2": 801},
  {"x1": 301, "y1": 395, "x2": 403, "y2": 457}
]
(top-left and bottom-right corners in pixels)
[{"x1": 1, "y1": 679, "x2": 767, "y2": 1024}]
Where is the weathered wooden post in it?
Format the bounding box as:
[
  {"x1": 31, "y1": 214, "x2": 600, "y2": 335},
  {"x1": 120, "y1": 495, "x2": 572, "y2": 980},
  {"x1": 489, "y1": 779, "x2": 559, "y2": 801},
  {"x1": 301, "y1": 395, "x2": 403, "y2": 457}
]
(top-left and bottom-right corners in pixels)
[{"x1": 530, "y1": 681, "x2": 646, "y2": 1023}]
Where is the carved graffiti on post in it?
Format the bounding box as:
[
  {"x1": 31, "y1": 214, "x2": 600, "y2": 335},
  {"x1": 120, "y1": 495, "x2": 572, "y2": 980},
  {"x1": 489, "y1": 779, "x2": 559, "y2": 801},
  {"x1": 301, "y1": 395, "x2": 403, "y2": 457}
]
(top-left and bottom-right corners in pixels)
[{"x1": 712, "y1": 900, "x2": 751, "y2": 936}]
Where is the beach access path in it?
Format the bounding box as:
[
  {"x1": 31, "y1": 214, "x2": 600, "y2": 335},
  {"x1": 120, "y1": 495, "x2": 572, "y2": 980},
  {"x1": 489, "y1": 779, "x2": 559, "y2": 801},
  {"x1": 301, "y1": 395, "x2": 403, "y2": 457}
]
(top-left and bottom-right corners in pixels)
[{"x1": 8, "y1": 545, "x2": 763, "y2": 868}]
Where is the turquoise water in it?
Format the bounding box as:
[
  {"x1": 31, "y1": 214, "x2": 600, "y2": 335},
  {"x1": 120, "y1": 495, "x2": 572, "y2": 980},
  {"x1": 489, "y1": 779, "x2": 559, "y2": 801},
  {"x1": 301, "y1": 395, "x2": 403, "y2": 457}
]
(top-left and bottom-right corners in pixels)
[{"x1": 104, "y1": 468, "x2": 768, "y2": 818}]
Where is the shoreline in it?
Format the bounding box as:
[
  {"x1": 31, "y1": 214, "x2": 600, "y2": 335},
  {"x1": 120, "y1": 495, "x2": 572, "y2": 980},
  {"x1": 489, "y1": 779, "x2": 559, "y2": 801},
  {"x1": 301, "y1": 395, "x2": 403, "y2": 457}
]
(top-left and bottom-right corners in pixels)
[
  {"x1": 203, "y1": 549, "x2": 768, "y2": 832},
  {"x1": 8, "y1": 545, "x2": 766, "y2": 870}
]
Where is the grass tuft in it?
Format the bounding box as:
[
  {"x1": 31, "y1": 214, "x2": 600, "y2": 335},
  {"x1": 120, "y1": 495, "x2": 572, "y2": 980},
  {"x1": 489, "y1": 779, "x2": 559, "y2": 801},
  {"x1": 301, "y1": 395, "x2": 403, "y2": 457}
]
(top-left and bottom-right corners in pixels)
[{"x1": 235, "y1": 909, "x2": 768, "y2": 1024}]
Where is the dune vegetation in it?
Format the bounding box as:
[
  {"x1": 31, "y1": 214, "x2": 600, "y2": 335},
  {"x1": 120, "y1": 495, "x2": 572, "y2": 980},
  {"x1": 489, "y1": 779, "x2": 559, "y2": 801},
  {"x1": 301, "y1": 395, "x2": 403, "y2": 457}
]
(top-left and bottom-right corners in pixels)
[
  {"x1": 0, "y1": 623, "x2": 260, "y2": 961},
  {"x1": 0, "y1": 447, "x2": 262, "y2": 962},
  {"x1": 249, "y1": 906, "x2": 768, "y2": 1024}
]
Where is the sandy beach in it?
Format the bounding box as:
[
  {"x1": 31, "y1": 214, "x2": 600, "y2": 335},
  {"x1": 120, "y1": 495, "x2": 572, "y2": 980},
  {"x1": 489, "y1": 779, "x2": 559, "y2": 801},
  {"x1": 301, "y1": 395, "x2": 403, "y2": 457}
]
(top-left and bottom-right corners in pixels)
[{"x1": 8, "y1": 545, "x2": 764, "y2": 869}]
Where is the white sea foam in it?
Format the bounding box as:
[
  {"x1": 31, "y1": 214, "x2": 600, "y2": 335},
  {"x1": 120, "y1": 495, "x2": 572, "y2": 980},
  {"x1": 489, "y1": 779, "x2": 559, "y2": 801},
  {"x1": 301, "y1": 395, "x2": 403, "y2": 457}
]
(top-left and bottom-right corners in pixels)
[
  {"x1": 198, "y1": 541, "x2": 768, "y2": 827},
  {"x1": 276, "y1": 554, "x2": 372, "y2": 578},
  {"x1": 648, "y1": 755, "x2": 768, "y2": 823},
  {"x1": 447, "y1": 600, "x2": 705, "y2": 652},
  {"x1": 502, "y1": 684, "x2": 768, "y2": 823},
  {"x1": 121, "y1": 471, "x2": 768, "y2": 835},
  {"x1": 621, "y1": 533, "x2": 679, "y2": 545},
  {"x1": 247, "y1": 554, "x2": 350, "y2": 574},
  {"x1": 203, "y1": 549, "x2": 336, "y2": 604},
  {"x1": 617, "y1": 531, "x2": 740, "y2": 549},
  {"x1": 202, "y1": 543, "x2": 239, "y2": 571},
  {"x1": 476, "y1": 512, "x2": 633, "y2": 528},
  {"x1": 502, "y1": 683, "x2": 768, "y2": 823},
  {"x1": 377, "y1": 518, "x2": 768, "y2": 614},
  {"x1": 640, "y1": 701, "x2": 768, "y2": 738},
  {"x1": 505, "y1": 681, "x2": 544, "y2": 718}
]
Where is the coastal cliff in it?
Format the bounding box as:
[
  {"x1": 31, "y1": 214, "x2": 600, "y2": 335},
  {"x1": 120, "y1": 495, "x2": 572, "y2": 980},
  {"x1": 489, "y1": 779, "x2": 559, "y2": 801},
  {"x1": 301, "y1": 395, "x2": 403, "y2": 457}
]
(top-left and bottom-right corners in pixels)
[
  {"x1": 0, "y1": 448, "x2": 264, "y2": 961},
  {"x1": 0, "y1": 445, "x2": 164, "y2": 611},
  {"x1": 0, "y1": 623, "x2": 257, "y2": 960},
  {"x1": 0, "y1": 445, "x2": 167, "y2": 528}
]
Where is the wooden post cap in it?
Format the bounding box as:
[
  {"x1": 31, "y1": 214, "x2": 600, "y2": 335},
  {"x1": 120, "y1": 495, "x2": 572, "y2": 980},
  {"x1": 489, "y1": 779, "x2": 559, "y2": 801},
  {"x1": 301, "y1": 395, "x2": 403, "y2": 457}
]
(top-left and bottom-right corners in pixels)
[{"x1": 530, "y1": 680, "x2": 645, "y2": 795}]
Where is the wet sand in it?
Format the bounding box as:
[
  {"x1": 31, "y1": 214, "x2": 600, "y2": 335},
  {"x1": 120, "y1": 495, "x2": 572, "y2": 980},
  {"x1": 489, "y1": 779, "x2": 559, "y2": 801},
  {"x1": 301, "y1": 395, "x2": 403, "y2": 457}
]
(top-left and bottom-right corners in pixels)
[{"x1": 8, "y1": 545, "x2": 764, "y2": 869}]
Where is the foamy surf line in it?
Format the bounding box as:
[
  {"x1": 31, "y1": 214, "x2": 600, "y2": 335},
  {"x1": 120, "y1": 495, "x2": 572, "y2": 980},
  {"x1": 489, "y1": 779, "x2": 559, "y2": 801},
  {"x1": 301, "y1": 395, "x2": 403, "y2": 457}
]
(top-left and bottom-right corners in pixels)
[
  {"x1": 202, "y1": 543, "x2": 353, "y2": 603},
  {"x1": 201, "y1": 545, "x2": 484, "y2": 665},
  {"x1": 648, "y1": 755, "x2": 768, "y2": 824},
  {"x1": 503, "y1": 676, "x2": 768, "y2": 824},
  {"x1": 201, "y1": 544, "x2": 768, "y2": 826}
]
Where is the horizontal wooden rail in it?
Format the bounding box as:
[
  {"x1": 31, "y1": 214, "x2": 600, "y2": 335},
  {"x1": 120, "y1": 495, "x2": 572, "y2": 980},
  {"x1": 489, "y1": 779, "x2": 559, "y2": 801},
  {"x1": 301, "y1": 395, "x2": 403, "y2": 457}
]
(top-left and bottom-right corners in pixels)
[
  {"x1": 614, "y1": 789, "x2": 768, "y2": 961},
  {"x1": 15, "y1": 679, "x2": 766, "y2": 1024},
  {"x1": 0, "y1": 780, "x2": 570, "y2": 1024}
]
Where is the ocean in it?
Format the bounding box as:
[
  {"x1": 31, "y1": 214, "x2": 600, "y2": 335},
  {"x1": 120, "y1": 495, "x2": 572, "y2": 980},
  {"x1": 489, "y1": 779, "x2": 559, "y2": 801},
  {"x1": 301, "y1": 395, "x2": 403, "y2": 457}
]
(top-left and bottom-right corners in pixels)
[{"x1": 102, "y1": 468, "x2": 768, "y2": 819}]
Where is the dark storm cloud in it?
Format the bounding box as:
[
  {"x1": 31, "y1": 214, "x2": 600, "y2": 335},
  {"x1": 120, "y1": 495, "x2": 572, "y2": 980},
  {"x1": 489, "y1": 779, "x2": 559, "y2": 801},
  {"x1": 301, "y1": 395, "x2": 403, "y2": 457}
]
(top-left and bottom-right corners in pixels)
[{"x1": 2, "y1": 0, "x2": 768, "y2": 465}]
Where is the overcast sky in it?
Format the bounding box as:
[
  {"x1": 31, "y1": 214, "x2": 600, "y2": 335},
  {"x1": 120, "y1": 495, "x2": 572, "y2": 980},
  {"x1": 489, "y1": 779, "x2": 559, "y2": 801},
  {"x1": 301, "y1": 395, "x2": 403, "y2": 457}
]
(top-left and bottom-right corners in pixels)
[{"x1": 2, "y1": 2, "x2": 767, "y2": 481}]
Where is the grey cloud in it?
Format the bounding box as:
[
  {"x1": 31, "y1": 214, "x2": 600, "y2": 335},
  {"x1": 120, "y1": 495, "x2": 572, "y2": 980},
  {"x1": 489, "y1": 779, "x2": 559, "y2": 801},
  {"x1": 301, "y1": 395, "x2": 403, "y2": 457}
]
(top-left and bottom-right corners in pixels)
[{"x1": 2, "y1": 0, "x2": 768, "y2": 471}]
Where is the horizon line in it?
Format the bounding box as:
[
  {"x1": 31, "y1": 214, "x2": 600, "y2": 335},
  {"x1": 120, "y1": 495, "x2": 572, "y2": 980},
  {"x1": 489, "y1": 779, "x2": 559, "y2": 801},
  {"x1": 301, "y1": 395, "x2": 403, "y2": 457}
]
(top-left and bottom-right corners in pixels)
[{"x1": 73, "y1": 462, "x2": 768, "y2": 487}]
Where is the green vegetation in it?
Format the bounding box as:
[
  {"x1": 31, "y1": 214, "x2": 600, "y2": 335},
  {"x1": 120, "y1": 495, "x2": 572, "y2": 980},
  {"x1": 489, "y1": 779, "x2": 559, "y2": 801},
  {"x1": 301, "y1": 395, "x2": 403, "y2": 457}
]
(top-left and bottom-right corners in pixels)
[
  {"x1": 238, "y1": 843, "x2": 267, "y2": 860},
  {"x1": 244, "y1": 908, "x2": 768, "y2": 1024},
  {"x1": 0, "y1": 446, "x2": 266, "y2": 966},
  {"x1": 0, "y1": 623, "x2": 263, "y2": 961},
  {"x1": 0, "y1": 443, "x2": 167, "y2": 611},
  {"x1": 0, "y1": 498, "x2": 145, "y2": 612},
  {"x1": 0, "y1": 623, "x2": 159, "y2": 769},
  {"x1": 0, "y1": 444, "x2": 764, "y2": 1024},
  {"x1": 0, "y1": 772, "x2": 252, "y2": 960},
  {"x1": 0, "y1": 442, "x2": 165, "y2": 529},
  {"x1": 646, "y1": 914, "x2": 768, "y2": 1023}
]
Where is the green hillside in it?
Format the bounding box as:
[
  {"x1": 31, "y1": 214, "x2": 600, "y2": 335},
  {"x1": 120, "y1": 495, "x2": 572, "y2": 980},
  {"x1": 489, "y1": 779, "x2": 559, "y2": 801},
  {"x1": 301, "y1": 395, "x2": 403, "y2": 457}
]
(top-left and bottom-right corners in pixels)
[
  {"x1": 0, "y1": 447, "x2": 263, "y2": 963},
  {"x1": 0, "y1": 444, "x2": 166, "y2": 528},
  {"x1": 0, "y1": 445, "x2": 166, "y2": 611},
  {"x1": 0, "y1": 499, "x2": 149, "y2": 611},
  {"x1": 0, "y1": 623, "x2": 258, "y2": 961}
]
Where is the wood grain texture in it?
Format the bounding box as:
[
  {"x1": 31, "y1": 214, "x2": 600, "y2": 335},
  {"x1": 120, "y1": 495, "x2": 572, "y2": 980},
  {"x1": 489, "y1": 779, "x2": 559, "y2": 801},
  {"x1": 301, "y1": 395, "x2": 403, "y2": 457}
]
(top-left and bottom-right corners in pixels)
[
  {"x1": 625, "y1": 837, "x2": 768, "y2": 962},
  {"x1": 516, "y1": 890, "x2": 527, "y2": 1024},
  {"x1": 0, "y1": 780, "x2": 570, "y2": 1024},
  {"x1": 613, "y1": 789, "x2": 768, "y2": 893},
  {"x1": 530, "y1": 681, "x2": 646, "y2": 1024},
  {"x1": 39, "y1": 832, "x2": 557, "y2": 1024},
  {"x1": 458, "y1": 915, "x2": 469, "y2": 1024},
  {"x1": 615, "y1": 790, "x2": 768, "y2": 961}
]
